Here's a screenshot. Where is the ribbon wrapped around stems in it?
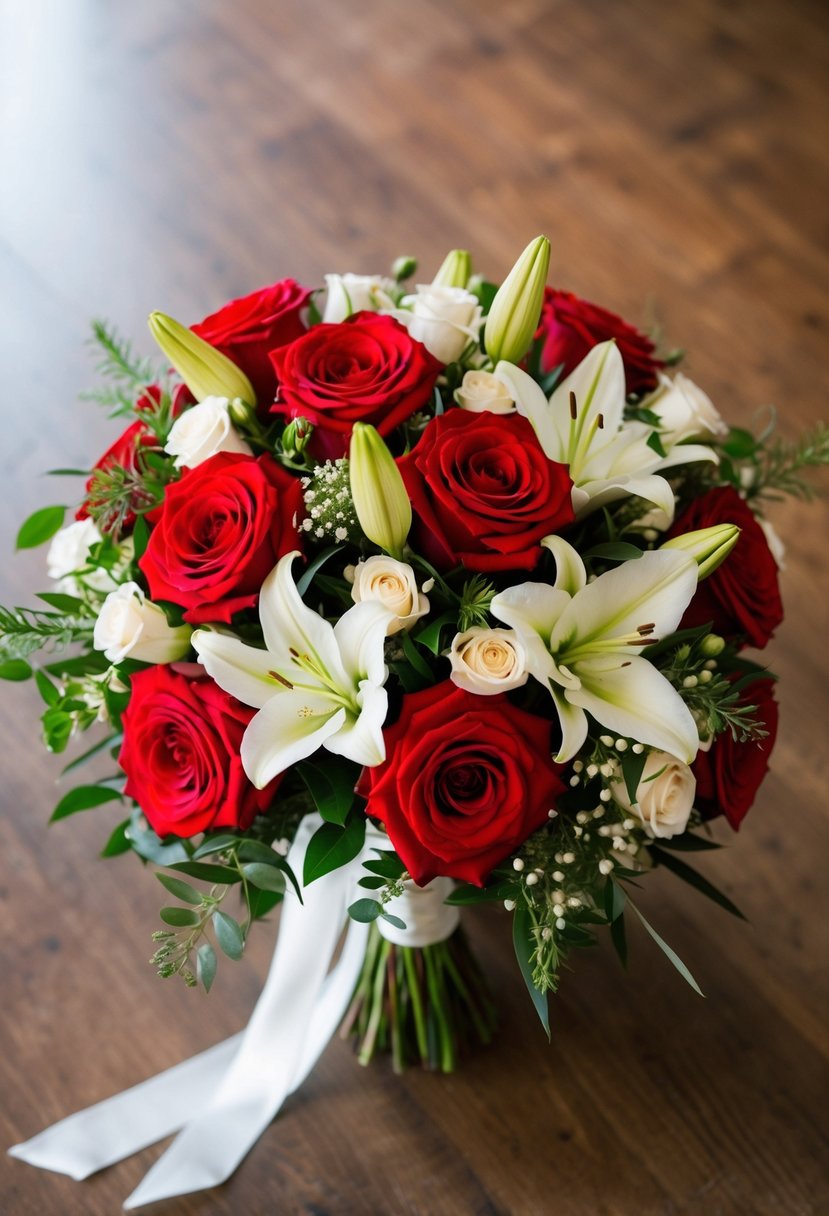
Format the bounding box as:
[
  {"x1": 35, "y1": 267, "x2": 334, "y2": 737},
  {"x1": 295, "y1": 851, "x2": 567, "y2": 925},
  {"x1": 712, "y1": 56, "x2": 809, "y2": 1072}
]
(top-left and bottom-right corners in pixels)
[{"x1": 8, "y1": 815, "x2": 457, "y2": 1209}]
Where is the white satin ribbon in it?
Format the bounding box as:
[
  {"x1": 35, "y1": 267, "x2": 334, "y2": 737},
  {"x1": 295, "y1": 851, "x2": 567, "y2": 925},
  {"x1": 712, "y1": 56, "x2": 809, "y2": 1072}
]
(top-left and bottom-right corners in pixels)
[
  {"x1": 378, "y1": 876, "x2": 459, "y2": 947},
  {"x1": 7, "y1": 814, "x2": 392, "y2": 1208}
]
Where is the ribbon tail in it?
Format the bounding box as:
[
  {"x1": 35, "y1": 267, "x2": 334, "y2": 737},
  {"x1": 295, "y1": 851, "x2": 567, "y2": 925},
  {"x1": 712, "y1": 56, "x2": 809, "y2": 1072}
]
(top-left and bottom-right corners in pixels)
[{"x1": 7, "y1": 1034, "x2": 242, "y2": 1180}]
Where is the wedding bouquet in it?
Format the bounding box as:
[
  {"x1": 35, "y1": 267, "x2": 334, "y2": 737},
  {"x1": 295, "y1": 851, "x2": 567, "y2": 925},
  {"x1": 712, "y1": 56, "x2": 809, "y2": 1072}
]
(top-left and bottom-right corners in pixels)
[{"x1": 4, "y1": 237, "x2": 826, "y2": 1083}]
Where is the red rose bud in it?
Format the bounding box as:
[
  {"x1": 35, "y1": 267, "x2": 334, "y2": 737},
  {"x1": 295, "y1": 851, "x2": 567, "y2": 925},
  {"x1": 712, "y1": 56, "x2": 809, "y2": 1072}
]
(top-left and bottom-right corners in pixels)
[
  {"x1": 667, "y1": 486, "x2": 783, "y2": 648},
  {"x1": 270, "y1": 312, "x2": 442, "y2": 460},
  {"x1": 191, "y1": 279, "x2": 311, "y2": 407},
  {"x1": 398, "y1": 409, "x2": 574, "y2": 573},
  {"x1": 138, "y1": 451, "x2": 304, "y2": 624},
  {"x1": 537, "y1": 289, "x2": 664, "y2": 395},
  {"x1": 359, "y1": 682, "x2": 567, "y2": 886},
  {"x1": 149, "y1": 311, "x2": 256, "y2": 407},
  {"x1": 119, "y1": 665, "x2": 278, "y2": 838}
]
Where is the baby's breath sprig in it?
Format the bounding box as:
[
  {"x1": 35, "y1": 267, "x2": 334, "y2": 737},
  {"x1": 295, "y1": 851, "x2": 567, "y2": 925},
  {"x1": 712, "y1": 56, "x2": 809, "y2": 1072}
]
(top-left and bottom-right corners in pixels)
[{"x1": 300, "y1": 459, "x2": 361, "y2": 545}]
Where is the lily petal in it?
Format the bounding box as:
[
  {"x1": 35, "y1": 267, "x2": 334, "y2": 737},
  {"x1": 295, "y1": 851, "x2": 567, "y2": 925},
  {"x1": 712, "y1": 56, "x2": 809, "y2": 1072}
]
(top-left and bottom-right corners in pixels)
[
  {"x1": 567, "y1": 654, "x2": 699, "y2": 763},
  {"x1": 541, "y1": 535, "x2": 587, "y2": 595},
  {"x1": 241, "y1": 691, "x2": 346, "y2": 788},
  {"x1": 573, "y1": 473, "x2": 677, "y2": 521},
  {"x1": 192, "y1": 630, "x2": 280, "y2": 708},
  {"x1": 325, "y1": 680, "x2": 389, "y2": 768},
  {"x1": 259, "y1": 553, "x2": 349, "y2": 688},
  {"x1": 494, "y1": 361, "x2": 558, "y2": 453},
  {"x1": 549, "y1": 340, "x2": 626, "y2": 457},
  {"x1": 551, "y1": 549, "x2": 697, "y2": 655},
  {"x1": 333, "y1": 600, "x2": 394, "y2": 687},
  {"x1": 549, "y1": 684, "x2": 589, "y2": 763}
]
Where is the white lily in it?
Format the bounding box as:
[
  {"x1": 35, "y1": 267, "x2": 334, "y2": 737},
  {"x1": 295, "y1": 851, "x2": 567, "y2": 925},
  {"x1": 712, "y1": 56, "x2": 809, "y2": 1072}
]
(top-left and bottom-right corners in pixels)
[
  {"x1": 494, "y1": 341, "x2": 718, "y2": 521},
  {"x1": 490, "y1": 536, "x2": 700, "y2": 763},
  {"x1": 193, "y1": 552, "x2": 394, "y2": 788}
]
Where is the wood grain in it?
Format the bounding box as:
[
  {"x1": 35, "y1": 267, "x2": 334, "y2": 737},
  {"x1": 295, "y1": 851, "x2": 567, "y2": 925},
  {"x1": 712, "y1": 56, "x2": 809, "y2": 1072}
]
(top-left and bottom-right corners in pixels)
[{"x1": 1, "y1": 1, "x2": 827, "y2": 1213}]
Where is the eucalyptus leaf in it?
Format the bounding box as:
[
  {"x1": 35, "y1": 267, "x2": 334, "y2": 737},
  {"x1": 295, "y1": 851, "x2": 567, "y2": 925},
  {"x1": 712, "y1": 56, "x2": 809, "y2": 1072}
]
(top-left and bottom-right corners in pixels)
[
  {"x1": 197, "y1": 942, "x2": 217, "y2": 993},
  {"x1": 212, "y1": 910, "x2": 245, "y2": 960},
  {"x1": 169, "y1": 861, "x2": 241, "y2": 885},
  {"x1": 348, "y1": 898, "x2": 382, "y2": 923},
  {"x1": 192, "y1": 834, "x2": 241, "y2": 859},
  {"x1": 159, "y1": 906, "x2": 201, "y2": 927},
  {"x1": 242, "y1": 863, "x2": 286, "y2": 893},
  {"x1": 155, "y1": 872, "x2": 203, "y2": 905}
]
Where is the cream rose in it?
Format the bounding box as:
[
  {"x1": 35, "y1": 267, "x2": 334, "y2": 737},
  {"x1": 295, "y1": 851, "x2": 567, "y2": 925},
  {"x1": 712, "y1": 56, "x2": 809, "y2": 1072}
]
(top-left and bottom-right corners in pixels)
[
  {"x1": 164, "y1": 396, "x2": 252, "y2": 470},
  {"x1": 93, "y1": 582, "x2": 191, "y2": 664},
  {"x1": 612, "y1": 750, "x2": 696, "y2": 838},
  {"x1": 647, "y1": 373, "x2": 728, "y2": 445},
  {"x1": 46, "y1": 519, "x2": 122, "y2": 596},
  {"x1": 323, "y1": 273, "x2": 394, "y2": 323},
  {"x1": 349, "y1": 557, "x2": 429, "y2": 635},
  {"x1": 454, "y1": 370, "x2": 515, "y2": 414},
  {"x1": 393, "y1": 285, "x2": 482, "y2": 365},
  {"x1": 448, "y1": 627, "x2": 528, "y2": 695}
]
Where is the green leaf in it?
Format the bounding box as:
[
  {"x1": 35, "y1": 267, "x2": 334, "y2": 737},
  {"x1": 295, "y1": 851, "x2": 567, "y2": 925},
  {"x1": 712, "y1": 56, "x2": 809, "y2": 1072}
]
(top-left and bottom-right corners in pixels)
[
  {"x1": 192, "y1": 834, "x2": 241, "y2": 859},
  {"x1": 242, "y1": 863, "x2": 286, "y2": 893},
  {"x1": 650, "y1": 847, "x2": 746, "y2": 919},
  {"x1": 358, "y1": 876, "x2": 387, "y2": 890},
  {"x1": 100, "y1": 817, "x2": 132, "y2": 858},
  {"x1": 41, "y1": 708, "x2": 75, "y2": 754},
  {"x1": 296, "y1": 754, "x2": 358, "y2": 825},
  {"x1": 512, "y1": 903, "x2": 550, "y2": 1038},
  {"x1": 585, "y1": 542, "x2": 644, "y2": 563},
  {"x1": 610, "y1": 911, "x2": 628, "y2": 968},
  {"x1": 35, "y1": 592, "x2": 89, "y2": 613},
  {"x1": 297, "y1": 544, "x2": 345, "y2": 596},
  {"x1": 400, "y1": 629, "x2": 435, "y2": 681},
  {"x1": 236, "y1": 840, "x2": 300, "y2": 898},
  {"x1": 212, "y1": 910, "x2": 245, "y2": 960},
  {"x1": 47, "y1": 467, "x2": 90, "y2": 477},
  {"x1": 721, "y1": 426, "x2": 758, "y2": 459},
  {"x1": 415, "y1": 610, "x2": 456, "y2": 655},
  {"x1": 303, "y1": 815, "x2": 366, "y2": 886},
  {"x1": 62, "y1": 733, "x2": 121, "y2": 775},
  {"x1": 620, "y1": 746, "x2": 649, "y2": 805},
  {"x1": 380, "y1": 910, "x2": 406, "y2": 930},
  {"x1": 347, "y1": 898, "x2": 382, "y2": 923},
  {"x1": 0, "y1": 659, "x2": 32, "y2": 681},
  {"x1": 603, "y1": 879, "x2": 626, "y2": 923},
  {"x1": 155, "y1": 872, "x2": 203, "y2": 905},
  {"x1": 159, "y1": 906, "x2": 201, "y2": 927},
  {"x1": 247, "y1": 886, "x2": 283, "y2": 921},
  {"x1": 35, "y1": 669, "x2": 61, "y2": 707},
  {"x1": 445, "y1": 879, "x2": 516, "y2": 905},
  {"x1": 168, "y1": 861, "x2": 241, "y2": 885},
  {"x1": 197, "y1": 942, "x2": 217, "y2": 993},
  {"x1": 132, "y1": 515, "x2": 150, "y2": 561},
  {"x1": 44, "y1": 653, "x2": 109, "y2": 678},
  {"x1": 655, "y1": 833, "x2": 721, "y2": 852},
  {"x1": 16, "y1": 505, "x2": 66, "y2": 550},
  {"x1": 363, "y1": 853, "x2": 406, "y2": 880},
  {"x1": 50, "y1": 784, "x2": 123, "y2": 822},
  {"x1": 628, "y1": 901, "x2": 704, "y2": 996},
  {"x1": 127, "y1": 815, "x2": 190, "y2": 865}
]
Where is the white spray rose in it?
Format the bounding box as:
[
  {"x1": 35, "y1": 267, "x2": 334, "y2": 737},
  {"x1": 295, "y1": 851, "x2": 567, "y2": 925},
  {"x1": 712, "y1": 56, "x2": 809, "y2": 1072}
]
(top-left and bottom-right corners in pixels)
[
  {"x1": 164, "y1": 396, "x2": 252, "y2": 470},
  {"x1": 454, "y1": 370, "x2": 515, "y2": 414},
  {"x1": 323, "y1": 274, "x2": 395, "y2": 323},
  {"x1": 93, "y1": 582, "x2": 191, "y2": 664},
  {"x1": 348, "y1": 557, "x2": 429, "y2": 635},
  {"x1": 449, "y1": 627, "x2": 528, "y2": 695},
  {"x1": 393, "y1": 285, "x2": 482, "y2": 365},
  {"x1": 46, "y1": 519, "x2": 122, "y2": 595},
  {"x1": 612, "y1": 750, "x2": 696, "y2": 838},
  {"x1": 647, "y1": 373, "x2": 729, "y2": 445}
]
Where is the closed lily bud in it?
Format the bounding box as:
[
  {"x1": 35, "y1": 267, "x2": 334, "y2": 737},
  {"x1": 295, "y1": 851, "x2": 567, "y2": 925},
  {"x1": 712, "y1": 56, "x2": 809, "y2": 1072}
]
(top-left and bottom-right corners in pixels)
[
  {"x1": 349, "y1": 423, "x2": 411, "y2": 559},
  {"x1": 484, "y1": 235, "x2": 550, "y2": 365},
  {"x1": 662, "y1": 523, "x2": 740, "y2": 579},
  {"x1": 148, "y1": 311, "x2": 257, "y2": 406},
  {"x1": 432, "y1": 249, "x2": 472, "y2": 289}
]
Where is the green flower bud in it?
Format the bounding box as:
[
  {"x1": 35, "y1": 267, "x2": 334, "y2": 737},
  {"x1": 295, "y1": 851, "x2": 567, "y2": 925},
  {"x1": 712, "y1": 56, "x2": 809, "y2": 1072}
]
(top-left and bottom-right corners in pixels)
[
  {"x1": 484, "y1": 235, "x2": 551, "y2": 365},
  {"x1": 349, "y1": 423, "x2": 411, "y2": 559},
  {"x1": 662, "y1": 523, "x2": 740, "y2": 579},
  {"x1": 700, "y1": 633, "x2": 725, "y2": 657},
  {"x1": 432, "y1": 249, "x2": 472, "y2": 289},
  {"x1": 391, "y1": 255, "x2": 418, "y2": 283},
  {"x1": 282, "y1": 416, "x2": 313, "y2": 459},
  {"x1": 148, "y1": 311, "x2": 256, "y2": 406},
  {"x1": 227, "y1": 397, "x2": 256, "y2": 427}
]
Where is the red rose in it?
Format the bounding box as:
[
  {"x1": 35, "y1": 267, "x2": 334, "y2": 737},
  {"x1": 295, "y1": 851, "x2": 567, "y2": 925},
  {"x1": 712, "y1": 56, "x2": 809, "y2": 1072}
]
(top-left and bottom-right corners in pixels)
[
  {"x1": 693, "y1": 678, "x2": 778, "y2": 829},
  {"x1": 139, "y1": 451, "x2": 303, "y2": 624},
  {"x1": 359, "y1": 683, "x2": 566, "y2": 886},
  {"x1": 398, "y1": 408, "x2": 574, "y2": 573},
  {"x1": 120, "y1": 665, "x2": 276, "y2": 838},
  {"x1": 192, "y1": 279, "x2": 311, "y2": 407},
  {"x1": 537, "y1": 288, "x2": 663, "y2": 395},
  {"x1": 668, "y1": 486, "x2": 783, "y2": 648},
  {"x1": 270, "y1": 312, "x2": 441, "y2": 459}
]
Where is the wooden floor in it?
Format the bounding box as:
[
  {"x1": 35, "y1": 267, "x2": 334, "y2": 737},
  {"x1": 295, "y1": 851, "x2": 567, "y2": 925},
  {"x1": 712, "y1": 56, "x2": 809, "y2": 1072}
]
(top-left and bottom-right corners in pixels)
[{"x1": 1, "y1": 1, "x2": 828, "y2": 1213}]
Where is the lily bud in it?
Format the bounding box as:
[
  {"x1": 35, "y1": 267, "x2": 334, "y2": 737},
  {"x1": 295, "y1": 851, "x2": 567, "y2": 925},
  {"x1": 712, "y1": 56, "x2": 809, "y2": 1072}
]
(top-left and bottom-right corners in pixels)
[
  {"x1": 432, "y1": 249, "x2": 472, "y2": 289},
  {"x1": 662, "y1": 523, "x2": 740, "y2": 579},
  {"x1": 391, "y1": 255, "x2": 417, "y2": 283},
  {"x1": 148, "y1": 311, "x2": 256, "y2": 406},
  {"x1": 349, "y1": 423, "x2": 411, "y2": 559},
  {"x1": 484, "y1": 235, "x2": 550, "y2": 365},
  {"x1": 282, "y1": 416, "x2": 313, "y2": 459}
]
